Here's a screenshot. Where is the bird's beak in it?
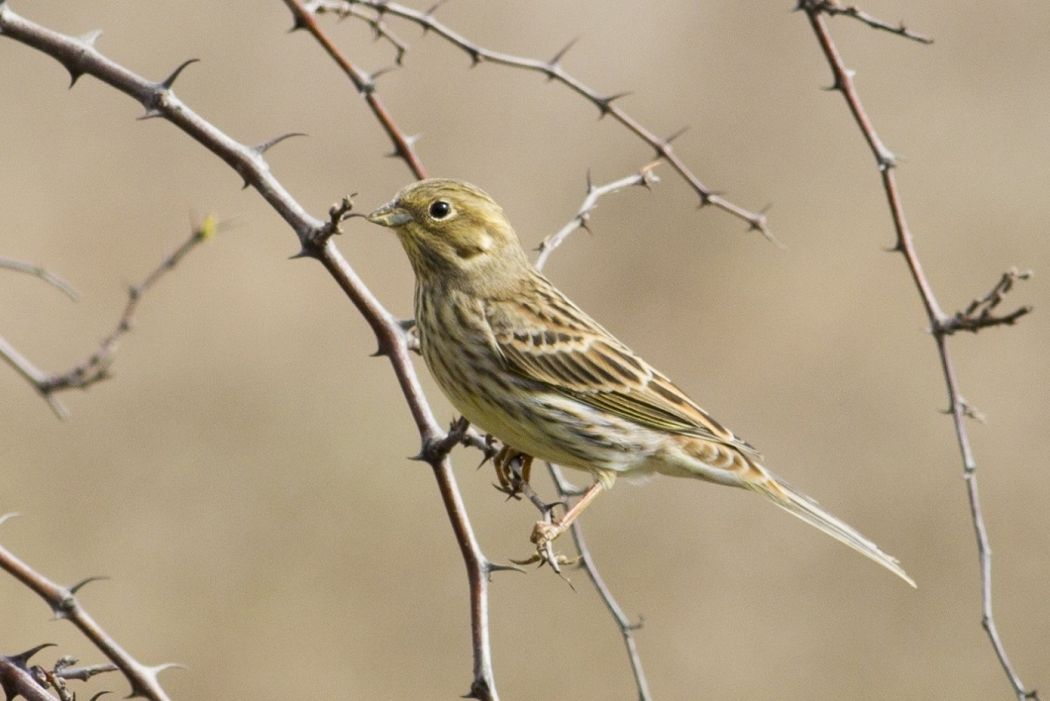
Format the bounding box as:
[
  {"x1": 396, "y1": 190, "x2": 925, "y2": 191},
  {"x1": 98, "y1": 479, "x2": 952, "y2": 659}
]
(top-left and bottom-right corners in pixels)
[{"x1": 366, "y1": 201, "x2": 413, "y2": 228}]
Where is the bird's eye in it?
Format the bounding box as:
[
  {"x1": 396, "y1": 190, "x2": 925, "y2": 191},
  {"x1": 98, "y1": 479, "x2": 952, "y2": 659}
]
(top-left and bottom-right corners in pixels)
[{"x1": 429, "y1": 200, "x2": 452, "y2": 220}]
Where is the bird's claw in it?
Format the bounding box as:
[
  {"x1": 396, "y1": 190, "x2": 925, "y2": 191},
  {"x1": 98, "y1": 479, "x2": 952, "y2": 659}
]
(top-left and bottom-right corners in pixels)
[{"x1": 491, "y1": 446, "x2": 533, "y2": 499}]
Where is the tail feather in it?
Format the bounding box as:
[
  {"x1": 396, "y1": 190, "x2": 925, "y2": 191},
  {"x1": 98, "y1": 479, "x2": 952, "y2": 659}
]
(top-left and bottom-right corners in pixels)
[{"x1": 748, "y1": 474, "x2": 916, "y2": 588}]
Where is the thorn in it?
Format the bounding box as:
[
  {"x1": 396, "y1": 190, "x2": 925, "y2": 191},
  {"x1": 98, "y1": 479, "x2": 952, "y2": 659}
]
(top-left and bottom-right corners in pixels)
[
  {"x1": 424, "y1": 0, "x2": 450, "y2": 18},
  {"x1": 287, "y1": 247, "x2": 313, "y2": 260},
  {"x1": 64, "y1": 65, "x2": 86, "y2": 88},
  {"x1": 696, "y1": 190, "x2": 723, "y2": 209},
  {"x1": 12, "y1": 643, "x2": 55, "y2": 667},
  {"x1": 386, "y1": 133, "x2": 421, "y2": 158},
  {"x1": 548, "y1": 36, "x2": 579, "y2": 71},
  {"x1": 595, "y1": 91, "x2": 630, "y2": 117},
  {"x1": 149, "y1": 662, "x2": 186, "y2": 676},
  {"x1": 137, "y1": 108, "x2": 163, "y2": 121},
  {"x1": 467, "y1": 49, "x2": 483, "y2": 67},
  {"x1": 370, "y1": 64, "x2": 398, "y2": 82},
  {"x1": 254, "y1": 132, "x2": 306, "y2": 155},
  {"x1": 288, "y1": 14, "x2": 308, "y2": 32},
  {"x1": 68, "y1": 575, "x2": 108, "y2": 595},
  {"x1": 665, "y1": 125, "x2": 690, "y2": 144},
  {"x1": 78, "y1": 29, "x2": 102, "y2": 47},
  {"x1": 585, "y1": 168, "x2": 594, "y2": 194},
  {"x1": 159, "y1": 58, "x2": 199, "y2": 90},
  {"x1": 486, "y1": 561, "x2": 526, "y2": 577}
]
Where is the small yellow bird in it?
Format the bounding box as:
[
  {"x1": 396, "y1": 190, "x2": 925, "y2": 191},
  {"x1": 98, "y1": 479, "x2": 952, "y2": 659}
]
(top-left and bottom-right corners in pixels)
[{"x1": 368, "y1": 178, "x2": 914, "y2": 586}]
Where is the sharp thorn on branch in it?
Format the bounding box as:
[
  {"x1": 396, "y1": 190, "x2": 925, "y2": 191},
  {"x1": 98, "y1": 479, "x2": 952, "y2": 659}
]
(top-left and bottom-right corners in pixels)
[
  {"x1": 254, "y1": 132, "x2": 307, "y2": 155},
  {"x1": 370, "y1": 64, "x2": 398, "y2": 82},
  {"x1": 596, "y1": 91, "x2": 630, "y2": 117},
  {"x1": 68, "y1": 575, "x2": 108, "y2": 595},
  {"x1": 549, "y1": 36, "x2": 579, "y2": 67},
  {"x1": 665, "y1": 125, "x2": 690, "y2": 144},
  {"x1": 12, "y1": 644, "x2": 56, "y2": 668},
  {"x1": 424, "y1": 0, "x2": 451, "y2": 19},
  {"x1": 78, "y1": 29, "x2": 102, "y2": 47},
  {"x1": 159, "y1": 58, "x2": 199, "y2": 90}
]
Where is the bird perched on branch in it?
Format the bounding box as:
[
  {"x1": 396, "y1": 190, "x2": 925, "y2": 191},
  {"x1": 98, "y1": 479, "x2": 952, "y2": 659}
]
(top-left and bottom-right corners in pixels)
[{"x1": 367, "y1": 178, "x2": 914, "y2": 587}]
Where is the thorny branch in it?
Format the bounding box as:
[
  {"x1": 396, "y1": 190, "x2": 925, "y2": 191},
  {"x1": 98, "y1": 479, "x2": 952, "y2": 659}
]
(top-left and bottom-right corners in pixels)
[
  {"x1": 0, "y1": 217, "x2": 216, "y2": 420},
  {"x1": 298, "y1": 5, "x2": 663, "y2": 698},
  {"x1": 532, "y1": 175, "x2": 655, "y2": 701},
  {"x1": 0, "y1": 515, "x2": 173, "y2": 701},
  {"x1": 307, "y1": 0, "x2": 775, "y2": 242},
  {"x1": 0, "y1": 5, "x2": 497, "y2": 699},
  {"x1": 547, "y1": 466, "x2": 652, "y2": 701},
  {"x1": 798, "y1": 3, "x2": 1038, "y2": 699},
  {"x1": 306, "y1": 0, "x2": 409, "y2": 64},
  {"x1": 809, "y1": 0, "x2": 933, "y2": 43},
  {"x1": 284, "y1": 0, "x2": 427, "y2": 179},
  {"x1": 534, "y1": 165, "x2": 660, "y2": 270}
]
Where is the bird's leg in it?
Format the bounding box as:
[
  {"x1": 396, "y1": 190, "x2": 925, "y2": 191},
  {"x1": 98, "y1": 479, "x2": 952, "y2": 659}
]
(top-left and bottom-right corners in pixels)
[
  {"x1": 492, "y1": 445, "x2": 533, "y2": 500},
  {"x1": 530, "y1": 480, "x2": 605, "y2": 548}
]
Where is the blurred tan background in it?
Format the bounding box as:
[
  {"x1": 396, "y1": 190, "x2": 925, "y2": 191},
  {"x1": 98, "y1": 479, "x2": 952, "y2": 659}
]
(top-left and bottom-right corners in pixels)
[{"x1": 2, "y1": 1, "x2": 1048, "y2": 699}]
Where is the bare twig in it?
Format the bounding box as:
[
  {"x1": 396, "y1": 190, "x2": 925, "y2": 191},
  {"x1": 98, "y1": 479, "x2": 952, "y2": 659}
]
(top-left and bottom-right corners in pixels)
[
  {"x1": 0, "y1": 216, "x2": 216, "y2": 419},
  {"x1": 798, "y1": 3, "x2": 1038, "y2": 699},
  {"x1": 284, "y1": 0, "x2": 427, "y2": 179},
  {"x1": 0, "y1": 257, "x2": 78, "y2": 300},
  {"x1": 940, "y1": 268, "x2": 1033, "y2": 335},
  {"x1": 323, "y1": 0, "x2": 773, "y2": 240},
  {"x1": 0, "y1": 518, "x2": 174, "y2": 701},
  {"x1": 533, "y1": 180, "x2": 653, "y2": 700},
  {"x1": 306, "y1": 0, "x2": 409, "y2": 64},
  {"x1": 548, "y1": 465, "x2": 652, "y2": 701},
  {"x1": 30, "y1": 657, "x2": 118, "y2": 701},
  {"x1": 808, "y1": 0, "x2": 933, "y2": 44},
  {"x1": 534, "y1": 165, "x2": 659, "y2": 270},
  {"x1": 0, "y1": 7, "x2": 496, "y2": 697}
]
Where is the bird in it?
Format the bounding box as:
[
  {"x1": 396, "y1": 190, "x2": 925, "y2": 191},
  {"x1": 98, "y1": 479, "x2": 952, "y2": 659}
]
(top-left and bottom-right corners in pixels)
[{"x1": 367, "y1": 178, "x2": 914, "y2": 587}]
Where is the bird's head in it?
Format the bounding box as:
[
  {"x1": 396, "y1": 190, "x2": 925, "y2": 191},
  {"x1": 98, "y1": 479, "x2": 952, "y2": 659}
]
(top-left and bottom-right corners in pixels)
[{"x1": 367, "y1": 179, "x2": 530, "y2": 289}]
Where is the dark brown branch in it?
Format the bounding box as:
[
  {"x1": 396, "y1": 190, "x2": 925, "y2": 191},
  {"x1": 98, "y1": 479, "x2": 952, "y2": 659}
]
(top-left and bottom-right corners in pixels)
[
  {"x1": 798, "y1": 4, "x2": 1038, "y2": 699},
  {"x1": 327, "y1": 0, "x2": 772, "y2": 240},
  {"x1": 804, "y1": 1, "x2": 933, "y2": 44},
  {"x1": 0, "y1": 518, "x2": 174, "y2": 701},
  {"x1": 0, "y1": 6, "x2": 497, "y2": 697},
  {"x1": 0, "y1": 217, "x2": 215, "y2": 419},
  {"x1": 284, "y1": 0, "x2": 427, "y2": 179}
]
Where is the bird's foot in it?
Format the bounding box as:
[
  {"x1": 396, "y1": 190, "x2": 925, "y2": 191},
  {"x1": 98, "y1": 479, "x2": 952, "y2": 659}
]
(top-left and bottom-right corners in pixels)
[
  {"x1": 507, "y1": 518, "x2": 580, "y2": 579},
  {"x1": 491, "y1": 446, "x2": 533, "y2": 500}
]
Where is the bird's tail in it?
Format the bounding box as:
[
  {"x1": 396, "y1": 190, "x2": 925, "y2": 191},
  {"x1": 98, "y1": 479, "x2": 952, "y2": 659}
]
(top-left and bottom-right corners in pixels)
[{"x1": 745, "y1": 470, "x2": 916, "y2": 587}]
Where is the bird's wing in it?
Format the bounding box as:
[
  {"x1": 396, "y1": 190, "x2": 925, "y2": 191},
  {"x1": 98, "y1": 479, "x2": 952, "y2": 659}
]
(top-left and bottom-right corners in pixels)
[{"x1": 483, "y1": 277, "x2": 759, "y2": 457}]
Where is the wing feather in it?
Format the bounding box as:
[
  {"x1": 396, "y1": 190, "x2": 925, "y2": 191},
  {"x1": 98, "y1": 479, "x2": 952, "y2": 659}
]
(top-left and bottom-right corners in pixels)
[{"x1": 484, "y1": 275, "x2": 759, "y2": 458}]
